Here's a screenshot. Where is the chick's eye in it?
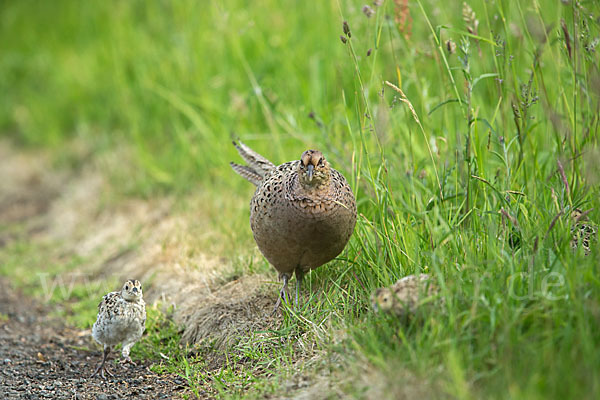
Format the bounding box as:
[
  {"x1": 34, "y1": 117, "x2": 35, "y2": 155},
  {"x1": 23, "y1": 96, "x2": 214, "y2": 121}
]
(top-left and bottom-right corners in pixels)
[{"x1": 125, "y1": 285, "x2": 129, "y2": 290}]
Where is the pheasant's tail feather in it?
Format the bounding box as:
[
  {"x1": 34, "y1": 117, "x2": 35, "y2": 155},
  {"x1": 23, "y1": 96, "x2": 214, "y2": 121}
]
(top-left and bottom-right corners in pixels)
[
  {"x1": 230, "y1": 162, "x2": 263, "y2": 186},
  {"x1": 232, "y1": 140, "x2": 276, "y2": 176}
]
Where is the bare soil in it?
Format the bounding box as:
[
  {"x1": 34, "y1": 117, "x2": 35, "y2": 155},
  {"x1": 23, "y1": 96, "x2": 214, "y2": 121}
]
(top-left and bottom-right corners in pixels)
[
  {"x1": 0, "y1": 277, "x2": 193, "y2": 399},
  {"x1": 0, "y1": 137, "x2": 365, "y2": 400},
  {"x1": 0, "y1": 140, "x2": 281, "y2": 399}
]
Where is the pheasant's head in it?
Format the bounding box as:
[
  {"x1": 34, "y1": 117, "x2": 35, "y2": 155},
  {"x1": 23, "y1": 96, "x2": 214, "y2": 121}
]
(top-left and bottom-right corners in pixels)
[
  {"x1": 571, "y1": 208, "x2": 587, "y2": 223},
  {"x1": 121, "y1": 279, "x2": 143, "y2": 302},
  {"x1": 298, "y1": 149, "x2": 330, "y2": 188},
  {"x1": 371, "y1": 287, "x2": 395, "y2": 313}
]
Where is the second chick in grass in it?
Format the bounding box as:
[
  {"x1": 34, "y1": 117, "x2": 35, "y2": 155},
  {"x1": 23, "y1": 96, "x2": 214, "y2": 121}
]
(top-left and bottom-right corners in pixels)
[{"x1": 372, "y1": 274, "x2": 442, "y2": 317}]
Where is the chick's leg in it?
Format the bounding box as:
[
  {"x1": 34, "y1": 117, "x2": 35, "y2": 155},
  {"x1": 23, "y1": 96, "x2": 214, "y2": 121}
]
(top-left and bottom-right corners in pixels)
[
  {"x1": 91, "y1": 345, "x2": 114, "y2": 379},
  {"x1": 120, "y1": 340, "x2": 138, "y2": 367}
]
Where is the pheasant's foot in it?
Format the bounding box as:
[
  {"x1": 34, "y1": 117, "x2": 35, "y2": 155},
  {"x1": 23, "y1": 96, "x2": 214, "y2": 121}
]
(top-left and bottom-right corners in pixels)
[
  {"x1": 91, "y1": 346, "x2": 113, "y2": 379},
  {"x1": 272, "y1": 274, "x2": 290, "y2": 314},
  {"x1": 91, "y1": 362, "x2": 115, "y2": 379},
  {"x1": 294, "y1": 268, "x2": 304, "y2": 308},
  {"x1": 120, "y1": 356, "x2": 137, "y2": 368}
]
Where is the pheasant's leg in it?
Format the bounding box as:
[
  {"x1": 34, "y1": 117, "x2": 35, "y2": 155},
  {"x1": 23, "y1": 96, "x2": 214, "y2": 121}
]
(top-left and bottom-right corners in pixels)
[
  {"x1": 295, "y1": 268, "x2": 304, "y2": 307},
  {"x1": 120, "y1": 341, "x2": 137, "y2": 367},
  {"x1": 91, "y1": 345, "x2": 114, "y2": 379},
  {"x1": 273, "y1": 274, "x2": 290, "y2": 312}
]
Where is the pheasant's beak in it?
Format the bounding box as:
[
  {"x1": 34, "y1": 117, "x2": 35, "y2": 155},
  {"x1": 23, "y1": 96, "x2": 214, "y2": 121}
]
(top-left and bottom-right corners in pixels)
[{"x1": 307, "y1": 164, "x2": 314, "y2": 181}]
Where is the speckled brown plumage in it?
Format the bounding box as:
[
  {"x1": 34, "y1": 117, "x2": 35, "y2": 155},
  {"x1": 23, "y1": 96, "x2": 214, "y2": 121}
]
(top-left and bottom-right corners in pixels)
[
  {"x1": 231, "y1": 141, "x2": 357, "y2": 309},
  {"x1": 570, "y1": 208, "x2": 596, "y2": 255},
  {"x1": 371, "y1": 274, "x2": 442, "y2": 317},
  {"x1": 91, "y1": 279, "x2": 146, "y2": 379}
]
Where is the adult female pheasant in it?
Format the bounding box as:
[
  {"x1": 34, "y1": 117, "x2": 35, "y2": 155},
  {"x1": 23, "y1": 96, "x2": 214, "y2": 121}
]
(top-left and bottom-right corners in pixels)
[{"x1": 231, "y1": 141, "x2": 356, "y2": 310}]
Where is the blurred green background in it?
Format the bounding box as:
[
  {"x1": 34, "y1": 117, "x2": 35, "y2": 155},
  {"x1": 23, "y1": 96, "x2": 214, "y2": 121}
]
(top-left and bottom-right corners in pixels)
[{"x1": 5, "y1": 0, "x2": 591, "y2": 195}]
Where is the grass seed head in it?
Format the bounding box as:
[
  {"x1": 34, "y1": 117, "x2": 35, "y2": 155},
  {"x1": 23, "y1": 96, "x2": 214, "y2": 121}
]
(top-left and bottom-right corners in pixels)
[{"x1": 343, "y1": 20, "x2": 351, "y2": 37}]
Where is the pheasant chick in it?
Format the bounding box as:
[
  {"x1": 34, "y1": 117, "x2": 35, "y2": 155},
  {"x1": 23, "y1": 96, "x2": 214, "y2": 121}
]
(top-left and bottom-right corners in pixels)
[
  {"x1": 91, "y1": 279, "x2": 146, "y2": 379},
  {"x1": 372, "y1": 274, "x2": 441, "y2": 317},
  {"x1": 570, "y1": 208, "x2": 597, "y2": 256}
]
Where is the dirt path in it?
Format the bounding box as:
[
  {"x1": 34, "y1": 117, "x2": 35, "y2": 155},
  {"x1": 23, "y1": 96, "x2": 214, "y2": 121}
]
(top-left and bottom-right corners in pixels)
[
  {"x1": 0, "y1": 277, "x2": 192, "y2": 399},
  {"x1": 0, "y1": 141, "x2": 282, "y2": 398}
]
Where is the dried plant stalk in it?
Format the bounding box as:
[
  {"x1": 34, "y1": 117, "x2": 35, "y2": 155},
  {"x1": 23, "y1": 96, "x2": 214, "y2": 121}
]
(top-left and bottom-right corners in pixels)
[{"x1": 394, "y1": 0, "x2": 412, "y2": 40}]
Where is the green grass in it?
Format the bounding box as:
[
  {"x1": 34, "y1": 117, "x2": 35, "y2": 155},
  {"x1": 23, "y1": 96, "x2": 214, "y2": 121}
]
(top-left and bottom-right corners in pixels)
[
  {"x1": 2, "y1": 0, "x2": 600, "y2": 398},
  {"x1": 0, "y1": 239, "x2": 121, "y2": 327}
]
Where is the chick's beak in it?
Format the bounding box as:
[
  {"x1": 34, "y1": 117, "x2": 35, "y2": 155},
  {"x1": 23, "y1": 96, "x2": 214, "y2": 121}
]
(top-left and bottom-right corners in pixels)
[
  {"x1": 133, "y1": 287, "x2": 138, "y2": 293},
  {"x1": 307, "y1": 164, "x2": 314, "y2": 181}
]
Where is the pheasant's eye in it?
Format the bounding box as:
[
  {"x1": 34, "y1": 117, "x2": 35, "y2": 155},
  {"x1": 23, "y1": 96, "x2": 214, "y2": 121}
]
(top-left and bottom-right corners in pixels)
[{"x1": 318, "y1": 158, "x2": 324, "y2": 166}]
